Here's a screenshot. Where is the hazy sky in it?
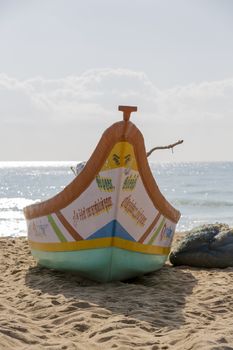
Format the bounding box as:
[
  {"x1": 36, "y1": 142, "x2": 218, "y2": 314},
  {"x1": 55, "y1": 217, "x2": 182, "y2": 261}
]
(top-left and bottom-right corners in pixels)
[{"x1": 1, "y1": 0, "x2": 233, "y2": 161}]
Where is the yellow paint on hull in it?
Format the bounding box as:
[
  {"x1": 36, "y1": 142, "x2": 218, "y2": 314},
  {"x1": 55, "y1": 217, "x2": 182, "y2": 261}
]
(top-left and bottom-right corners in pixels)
[
  {"x1": 101, "y1": 142, "x2": 138, "y2": 171},
  {"x1": 28, "y1": 237, "x2": 170, "y2": 255}
]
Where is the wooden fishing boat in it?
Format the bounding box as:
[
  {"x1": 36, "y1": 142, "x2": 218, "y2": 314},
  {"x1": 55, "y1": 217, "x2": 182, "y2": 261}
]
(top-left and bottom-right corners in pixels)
[{"x1": 24, "y1": 106, "x2": 180, "y2": 282}]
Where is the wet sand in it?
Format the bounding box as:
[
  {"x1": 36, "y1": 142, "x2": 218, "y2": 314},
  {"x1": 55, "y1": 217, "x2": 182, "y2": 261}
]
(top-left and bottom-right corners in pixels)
[{"x1": 1, "y1": 235, "x2": 233, "y2": 349}]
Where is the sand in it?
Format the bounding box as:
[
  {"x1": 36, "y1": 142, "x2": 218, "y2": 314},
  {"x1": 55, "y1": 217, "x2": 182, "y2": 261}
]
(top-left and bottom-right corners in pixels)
[{"x1": 1, "y1": 235, "x2": 233, "y2": 350}]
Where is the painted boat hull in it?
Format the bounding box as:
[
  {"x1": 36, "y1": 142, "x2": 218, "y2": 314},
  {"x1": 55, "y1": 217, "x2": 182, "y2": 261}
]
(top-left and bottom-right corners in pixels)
[
  {"x1": 31, "y1": 246, "x2": 167, "y2": 282},
  {"x1": 24, "y1": 107, "x2": 180, "y2": 282}
]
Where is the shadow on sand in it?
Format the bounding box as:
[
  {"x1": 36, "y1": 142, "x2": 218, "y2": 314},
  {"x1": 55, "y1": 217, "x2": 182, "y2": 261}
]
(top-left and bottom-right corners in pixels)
[{"x1": 25, "y1": 264, "x2": 196, "y2": 330}]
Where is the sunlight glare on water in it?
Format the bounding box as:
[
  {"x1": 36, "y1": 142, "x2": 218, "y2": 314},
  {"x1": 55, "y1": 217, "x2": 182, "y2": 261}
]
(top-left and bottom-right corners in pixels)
[{"x1": 0, "y1": 161, "x2": 233, "y2": 237}]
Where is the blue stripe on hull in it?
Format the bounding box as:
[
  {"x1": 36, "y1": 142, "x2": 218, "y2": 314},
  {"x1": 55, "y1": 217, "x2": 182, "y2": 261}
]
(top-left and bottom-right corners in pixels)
[
  {"x1": 31, "y1": 247, "x2": 167, "y2": 282},
  {"x1": 87, "y1": 220, "x2": 135, "y2": 241}
]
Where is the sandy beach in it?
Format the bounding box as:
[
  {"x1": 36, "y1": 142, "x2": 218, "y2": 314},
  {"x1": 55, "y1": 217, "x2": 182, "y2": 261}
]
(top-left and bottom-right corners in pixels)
[{"x1": 1, "y1": 234, "x2": 233, "y2": 350}]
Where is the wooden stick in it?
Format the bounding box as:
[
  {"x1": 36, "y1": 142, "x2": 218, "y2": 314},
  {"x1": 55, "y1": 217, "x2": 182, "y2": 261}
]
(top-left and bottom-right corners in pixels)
[
  {"x1": 146, "y1": 140, "x2": 184, "y2": 157},
  {"x1": 71, "y1": 140, "x2": 184, "y2": 176}
]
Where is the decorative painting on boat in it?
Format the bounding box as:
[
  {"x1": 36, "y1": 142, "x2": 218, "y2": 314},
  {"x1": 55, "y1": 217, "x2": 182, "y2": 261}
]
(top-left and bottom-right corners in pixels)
[{"x1": 24, "y1": 106, "x2": 180, "y2": 282}]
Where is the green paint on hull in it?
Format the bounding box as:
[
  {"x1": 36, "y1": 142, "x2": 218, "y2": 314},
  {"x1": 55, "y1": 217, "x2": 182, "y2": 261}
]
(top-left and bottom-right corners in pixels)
[
  {"x1": 31, "y1": 247, "x2": 167, "y2": 282},
  {"x1": 148, "y1": 217, "x2": 166, "y2": 245},
  {"x1": 48, "y1": 215, "x2": 67, "y2": 242}
]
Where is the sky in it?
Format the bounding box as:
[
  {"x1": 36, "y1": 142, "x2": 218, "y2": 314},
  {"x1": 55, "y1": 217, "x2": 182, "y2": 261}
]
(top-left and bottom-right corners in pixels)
[{"x1": 0, "y1": 0, "x2": 233, "y2": 162}]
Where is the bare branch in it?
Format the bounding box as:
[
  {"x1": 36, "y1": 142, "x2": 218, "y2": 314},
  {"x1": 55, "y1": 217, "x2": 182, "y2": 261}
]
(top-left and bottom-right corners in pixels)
[{"x1": 146, "y1": 140, "x2": 184, "y2": 157}]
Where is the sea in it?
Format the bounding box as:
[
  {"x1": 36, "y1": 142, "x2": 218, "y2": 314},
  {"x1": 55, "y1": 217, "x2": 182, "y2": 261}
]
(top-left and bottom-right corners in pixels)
[{"x1": 0, "y1": 161, "x2": 232, "y2": 237}]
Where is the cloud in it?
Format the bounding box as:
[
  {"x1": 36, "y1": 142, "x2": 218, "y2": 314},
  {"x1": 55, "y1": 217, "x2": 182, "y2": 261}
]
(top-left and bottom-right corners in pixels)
[
  {"x1": 0, "y1": 69, "x2": 233, "y2": 127},
  {"x1": 157, "y1": 80, "x2": 233, "y2": 124}
]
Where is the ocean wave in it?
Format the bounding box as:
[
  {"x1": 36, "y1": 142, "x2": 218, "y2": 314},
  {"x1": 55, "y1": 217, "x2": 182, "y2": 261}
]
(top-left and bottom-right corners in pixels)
[
  {"x1": 174, "y1": 199, "x2": 233, "y2": 208},
  {"x1": 0, "y1": 161, "x2": 77, "y2": 168},
  {"x1": 0, "y1": 211, "x2": 23, "y2": 219},
  {"x1": 0, "y1": 219, "x2": 27, "y2": 237},
  {"x1": 0, "y1": 198, "x2": 38, "y2": 211}
]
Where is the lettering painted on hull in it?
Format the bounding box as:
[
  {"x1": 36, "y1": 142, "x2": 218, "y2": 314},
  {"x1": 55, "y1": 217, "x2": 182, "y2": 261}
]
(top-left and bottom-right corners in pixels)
[
  {"x1": 120, "y1": 195, "x2": 147, "y2": 227},
  {"x1": 122, "y1": 174, "x2": 139, "y2": 191},
  {"x1": 96, "y1": 175, "x2": 115, "y2": 192},
  {"x1": 31, "y1": 221, "x2": 49, "y2": 238},
  {"x1": 158, "y1": 224, "x2": 174, "y2": 245},
  {"x1": 73, "y1": 196, "x2": 113, "y2": 226}
]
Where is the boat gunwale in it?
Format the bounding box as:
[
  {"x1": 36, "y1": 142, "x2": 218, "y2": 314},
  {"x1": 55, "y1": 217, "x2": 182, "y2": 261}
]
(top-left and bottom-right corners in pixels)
[{"x1": 24, "y1": 120, "x2": 180, "y2": 223}]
